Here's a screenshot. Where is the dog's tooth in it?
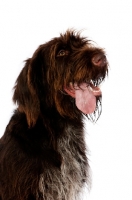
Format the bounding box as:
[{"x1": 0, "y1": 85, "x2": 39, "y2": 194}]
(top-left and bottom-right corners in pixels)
[
  {"x1": 88, "y1": 86, "x2": 93, "y2": 91},
  {"x1": 69, "y1": 82, "x2": 73, "y2": 87}
]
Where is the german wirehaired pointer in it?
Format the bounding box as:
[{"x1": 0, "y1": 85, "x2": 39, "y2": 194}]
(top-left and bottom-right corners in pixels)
[{"x1": 0, "y1": 30, "x2": 108, "y2": 200}]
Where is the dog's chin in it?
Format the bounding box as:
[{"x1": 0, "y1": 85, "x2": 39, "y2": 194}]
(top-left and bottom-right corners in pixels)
[{"x1": 64, "y1": 82, "x2": 101, "y2": 116}]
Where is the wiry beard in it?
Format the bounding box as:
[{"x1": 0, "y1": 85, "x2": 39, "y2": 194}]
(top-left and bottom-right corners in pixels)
[{"x1": 84, "y1": 95, "x2": 102, "y2": 123}]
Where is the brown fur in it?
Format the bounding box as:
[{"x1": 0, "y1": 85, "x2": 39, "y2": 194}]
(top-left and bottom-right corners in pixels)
[{"x1": 0, "y1": 30, "x2": 108, "y2": 200}]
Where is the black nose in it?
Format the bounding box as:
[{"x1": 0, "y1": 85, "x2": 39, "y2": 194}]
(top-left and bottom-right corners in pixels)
[{"x1": 92, "y1": 53, "x2": 107, "y2": 67}]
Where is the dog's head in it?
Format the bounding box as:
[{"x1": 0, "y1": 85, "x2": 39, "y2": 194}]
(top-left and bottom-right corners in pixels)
[{"x1": 13, "y1": 30, "x2": 108, "y2": 127}]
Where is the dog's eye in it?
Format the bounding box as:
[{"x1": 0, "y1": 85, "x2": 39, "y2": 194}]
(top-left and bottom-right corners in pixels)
[{"x1": 57, "y1": 50, "x2": 69, "y2": 57}]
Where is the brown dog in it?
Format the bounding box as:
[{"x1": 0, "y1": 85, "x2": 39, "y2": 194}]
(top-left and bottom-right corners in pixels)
[{"x1": 0, "y1": 30, "x2": 108, "y2": 200}]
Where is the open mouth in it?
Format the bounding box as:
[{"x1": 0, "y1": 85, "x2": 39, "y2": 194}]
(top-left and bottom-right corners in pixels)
[{"x1": 64, "y1": 78, "x2": 103, "y2": 116}]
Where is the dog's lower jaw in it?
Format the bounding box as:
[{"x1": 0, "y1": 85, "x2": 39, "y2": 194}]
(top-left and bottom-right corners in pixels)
[{"x1": 38, "y1": 124, "x2": 90, "y2": 200}]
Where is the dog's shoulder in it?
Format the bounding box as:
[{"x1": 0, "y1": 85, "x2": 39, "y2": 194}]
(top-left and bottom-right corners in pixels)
[{"x1": 0, "y1": 110, "x2": 48, "y2": 154}]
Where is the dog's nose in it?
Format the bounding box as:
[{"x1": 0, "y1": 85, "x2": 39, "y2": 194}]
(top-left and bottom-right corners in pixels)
[{"x1": 92, "y1": 53, "x2": 107, "y2": 67}]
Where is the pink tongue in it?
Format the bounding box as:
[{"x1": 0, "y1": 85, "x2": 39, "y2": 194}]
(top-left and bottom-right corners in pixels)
[{"x1": 74, "y1": 83, "x2": 96, "y2": 114}]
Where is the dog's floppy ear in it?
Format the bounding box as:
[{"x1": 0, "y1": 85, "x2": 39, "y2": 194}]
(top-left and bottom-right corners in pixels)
[{"x1": 13, "y1": 47, "x2": 45, "y2": 127}]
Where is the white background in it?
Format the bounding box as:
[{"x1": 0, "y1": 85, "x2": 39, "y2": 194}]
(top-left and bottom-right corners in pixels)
[{"x1": 0, "y1": 1, "x2": 132, "y2": 199}]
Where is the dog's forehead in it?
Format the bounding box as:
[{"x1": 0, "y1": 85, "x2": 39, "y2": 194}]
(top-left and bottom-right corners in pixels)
[{"x1": 53, "y1": 30, "x2": 89, "y2": 48}]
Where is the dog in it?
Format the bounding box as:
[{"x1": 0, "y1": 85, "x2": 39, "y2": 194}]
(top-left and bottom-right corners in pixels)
[{"x1": 0, "y1": 30, "x2": 108, "y2": 200}]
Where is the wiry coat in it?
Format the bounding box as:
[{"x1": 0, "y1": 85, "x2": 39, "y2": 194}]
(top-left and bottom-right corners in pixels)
[{"x1": 0, "y1": 30, "x2": 108, "y2": 200}]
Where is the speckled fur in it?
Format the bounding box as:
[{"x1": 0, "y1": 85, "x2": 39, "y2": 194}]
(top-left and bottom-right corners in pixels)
[{"x1": 38, "y1": 125, "x2": 90, "y2": 200}]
